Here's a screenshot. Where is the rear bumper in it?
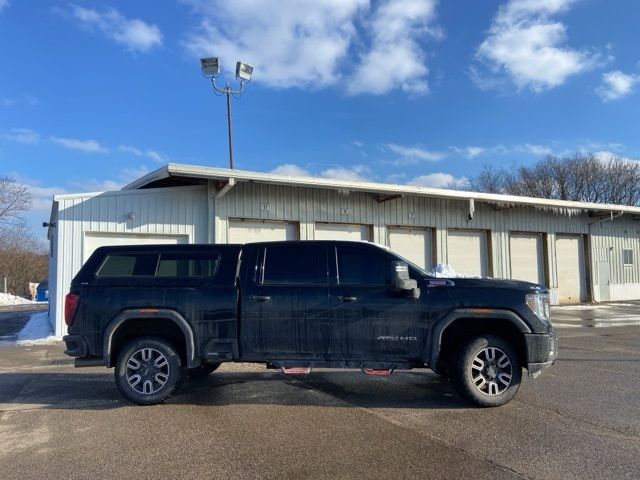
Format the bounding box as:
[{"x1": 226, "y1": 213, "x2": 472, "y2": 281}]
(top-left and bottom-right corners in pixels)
[
  {"x1": 62, "y1": 335, "x2": 88, "y2": 358},
  {"x1": 524, "y1": 331, "x2": 558, "y2": 378}
]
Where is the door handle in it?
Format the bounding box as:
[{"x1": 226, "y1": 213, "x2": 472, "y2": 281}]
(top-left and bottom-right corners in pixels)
[
  {"x1": 337, "y1": 296, "x2": 357, "y2": 302},
  {"x1": 253, "y1": 295, "x2": 271, "y2": 302}
]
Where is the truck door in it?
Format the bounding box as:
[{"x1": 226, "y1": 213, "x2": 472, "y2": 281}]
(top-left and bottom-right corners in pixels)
[
  {"x1": 240, "y1": 244, "x2": 331, "y2": 360},
  {"x1": 328, "y1": 244, "x2": 426, "y2": 362}
]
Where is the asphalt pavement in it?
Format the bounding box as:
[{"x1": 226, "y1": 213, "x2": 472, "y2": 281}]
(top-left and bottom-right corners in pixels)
[
  {"x1": 0, "y1": 304, "x2": 48, "y2": 341},
  {"x1": 0, "y1": 306, "x2": 638, "y2": 479}
]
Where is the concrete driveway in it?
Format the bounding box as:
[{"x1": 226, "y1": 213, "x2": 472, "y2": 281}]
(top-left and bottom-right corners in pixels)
[{"x1": 0, "y1": 308, "x2": 638, "y2": 479}]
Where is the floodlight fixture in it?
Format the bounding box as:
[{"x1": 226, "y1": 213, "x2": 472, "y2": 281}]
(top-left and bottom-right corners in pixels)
[
  {"x1": 235, "y1": 61, "x2": 253, "y2": 82},
  {"x1": 200, "y1": 57, "x2": 221, "y2": 77},
  {"x1": 200, "y1": 56, "x2": 254, "y2": 170}
]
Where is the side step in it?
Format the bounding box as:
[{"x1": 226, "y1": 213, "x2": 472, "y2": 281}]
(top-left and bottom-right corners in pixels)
[
  {"x1": 363, "y1": 369, "x2": 393, "y2": 376},
  {"x1": 281, "y1": 367, "x2": 311, "y2": 375}
]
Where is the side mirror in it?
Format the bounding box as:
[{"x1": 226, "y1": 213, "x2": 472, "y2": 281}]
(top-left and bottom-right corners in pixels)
[{"x1": 391, "y1": 261, "x2": 420, "y2": 299}]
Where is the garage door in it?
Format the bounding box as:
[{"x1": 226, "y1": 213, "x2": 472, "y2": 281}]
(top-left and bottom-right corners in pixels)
[
  {"x1": 228, "y1": 219, "x2": 297, "y2": 243},
  {"x1": 84, "y1": 232, "x2": 187, "y2": 262},
  {"x1": 447, "y1": 230, "x2": 489, "y2": 277},
  {"x1": 510, "y1": 233, "x2": 545, "y2": 285},
  {"x1": 388, "y1": 227, "x2": 433, "y2": 270},
  {"x1": 556, "y1": 235, "x2": 587, "y2": 303},
  {"x1": 314, "y1": 222, "x2": 370, "y2": 241}
]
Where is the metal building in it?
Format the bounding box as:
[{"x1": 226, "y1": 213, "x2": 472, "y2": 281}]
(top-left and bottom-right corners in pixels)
[{"x1": 47, "y1": 163, "x2": 640, "y2": 337}]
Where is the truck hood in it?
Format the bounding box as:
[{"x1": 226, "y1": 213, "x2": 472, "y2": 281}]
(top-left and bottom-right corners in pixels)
[{"x1": 435, "y1": 277, "x2": 547, "y2": 294}]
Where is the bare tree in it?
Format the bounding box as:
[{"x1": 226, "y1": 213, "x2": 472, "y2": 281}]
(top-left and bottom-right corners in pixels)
[
  {"x1": 0, "y1": 223, "x2": 48, "y2": 297},
  {"x1": 0, "y1": 176, "x2": 32, "y2": 225},
  {"x1": 467, "y1": 153, "x2": 640, "y2": 206}
]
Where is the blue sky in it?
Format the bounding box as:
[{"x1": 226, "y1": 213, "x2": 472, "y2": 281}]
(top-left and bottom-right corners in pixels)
[{"x1": 1, "y1": 0, "x2": 639, "y2": 239}]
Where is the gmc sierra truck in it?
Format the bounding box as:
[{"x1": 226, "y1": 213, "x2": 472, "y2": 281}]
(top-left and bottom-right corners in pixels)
[{"x1": 63, "y1": 241, "x2": 557, "y2": 407}]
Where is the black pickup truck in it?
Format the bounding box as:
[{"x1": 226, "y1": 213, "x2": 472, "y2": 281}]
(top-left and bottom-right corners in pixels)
[{"x1": 63, "y1": 241, "x2": 557, "y2": 407}]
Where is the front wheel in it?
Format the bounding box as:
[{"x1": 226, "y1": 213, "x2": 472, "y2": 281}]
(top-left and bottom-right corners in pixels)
[
  {"x1": 115, "y1": 337, "x2": 185, "y2": 405},
  {"x1": 450, "y1": 335, "x2": 522, "y2": 407}
]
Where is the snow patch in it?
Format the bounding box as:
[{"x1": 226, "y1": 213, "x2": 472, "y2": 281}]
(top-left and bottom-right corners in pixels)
[
  {"x1": 428, "y1": 263, "x2": 481, "y2": 278},
  {"x1": 16, "y1": 312, "x2": 58, "y2": 345},
  {"x1": 0, "y1": 292, "x2": 37, "y2": 306}
]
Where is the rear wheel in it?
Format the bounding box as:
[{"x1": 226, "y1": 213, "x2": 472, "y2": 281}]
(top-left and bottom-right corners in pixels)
[
  {"x1": 115, "y1": 337, "x2": 185, "y2": 405},
  {"x1": 188, "y1": 362, "x2": 220, "y2": 378},
  {"x1": 450, "y1": 334, "x2": 521, "y2": 407}
]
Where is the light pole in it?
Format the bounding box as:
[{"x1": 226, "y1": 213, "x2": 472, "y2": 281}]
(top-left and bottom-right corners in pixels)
[{"x1": 200, "y1": 57, "x2": 253, "y2": 170}]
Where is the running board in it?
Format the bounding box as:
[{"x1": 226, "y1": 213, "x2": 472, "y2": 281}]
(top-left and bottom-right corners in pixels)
[
  {"x1": 362, "y1": 369, "x2": 393, "y2": 376},
  {"x1": 281, "y1": 367, "x2": 311, "y2": 375}
]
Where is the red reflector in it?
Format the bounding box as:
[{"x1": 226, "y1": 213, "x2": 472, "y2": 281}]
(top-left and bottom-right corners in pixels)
[
  {"x1": 363, "y1": 369, "x2": 391, "y2": 376},
  {"x1": 64, "y1": 293, "x2": 80, "y2": 326},
  {"x1": 281, "y1": 367, "x2": 311, "y2": 375}
]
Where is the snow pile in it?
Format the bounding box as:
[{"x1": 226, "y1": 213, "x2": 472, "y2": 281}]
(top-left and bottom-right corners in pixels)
[
  {"x1": 428, "y1": 263, "x2": 481, "y2": 278},
  {"x1": 0, "y1": 292, "x2": 37, "y2": 306},
  {"x1": 16, "y1": 312, "x2": 58, "y2": 346}
]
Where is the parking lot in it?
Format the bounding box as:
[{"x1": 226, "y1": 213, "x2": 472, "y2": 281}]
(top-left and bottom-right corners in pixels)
[{"x1": 0, "y1": 306, "x2": 639, "y2": 480}]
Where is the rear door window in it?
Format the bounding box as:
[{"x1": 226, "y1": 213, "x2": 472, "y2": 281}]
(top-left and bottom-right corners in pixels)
[
  {"x1": 97, "y1": 253, "x2": 158, "y2": 277},
  {"x1": 156, "y1": 253, "x2": 220, "y2": 278},
  {"x1": 262, "y1": 245, "x2": 327, "y2": 285}
]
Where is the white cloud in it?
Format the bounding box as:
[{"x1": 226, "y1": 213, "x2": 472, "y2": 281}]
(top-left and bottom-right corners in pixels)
[
  {"x1": 69, "y1": 5, "x2": 162, "y2": 53},
  {"x1": 510, "y1": 143, "x2": 553, "y2": 156},
  {"x1": 118, "y1": 144, "x2": 167, "y2": 162},
  {"x1": 270, "y1": 163, "x2": 371, "y2": 181},
  {"x1": 2, "y1": 128, "x2": 40, "y2": 144},
  {"x1": 183, "y1": 0, "x2": 440, "y2": 95},
  {"x1": 1, "y1": 94, "x2": 38, "y2": 107},
  {"x1": 0, "y1": 1, "x2": 9, "y2": 13},
  {"x1": 347, "y1": 0, "x2": 442, "y2": 95},
  {"x1": 450, "y1": 146, "x2": 485, "y2": 158},
  {"x1": 386, "y1": 143, "x2": 446, "y2": 164},
  {"x1": 320, "y1": 165, "x2": 371, "y2": 182},
  {"x1": 50, "y1": 136, "x2": 108, "y2": 153},
  {"x1": 68, "y1": 165, "x2": 150, "y2": 192},
  {"x1": 474, "y1": 0, "x2": 599, "y2": 91},
  {"x1": 408, "y1": 172, "x2": 468, "y2": 189},
  {"x1": 596, "y1": 70, "x2": 639, "y2": 102},
  {"x1": 184, "y1": 0, "x2": 366, "y2": 89},
  {"x1": 270, "y1": 164, "x2": 312, "y2": 177}
]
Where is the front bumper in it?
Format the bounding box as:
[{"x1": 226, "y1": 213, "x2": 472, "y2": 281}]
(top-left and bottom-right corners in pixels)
[
  {"x1": 524, "y1": 331, "x2": 558, "y2": 378},
  {"x1": 62, "y1": 334, "x2": 88, "y2": 357}
]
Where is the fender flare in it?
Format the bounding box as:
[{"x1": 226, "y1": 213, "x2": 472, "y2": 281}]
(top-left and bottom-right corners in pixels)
[
  {"x1": 103, "y1": 309, "x2": 198, "y2": 368},
  {"x1": 428, "y1": 309, "x2": 531, "y2": 371}
]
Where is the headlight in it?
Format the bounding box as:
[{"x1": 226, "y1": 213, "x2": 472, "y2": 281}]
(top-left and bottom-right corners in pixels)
[{"x1": 526, "y1": 293, "x2": 551, "y2": 323}]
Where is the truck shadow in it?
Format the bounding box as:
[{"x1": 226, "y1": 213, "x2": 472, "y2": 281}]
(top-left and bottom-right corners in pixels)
[{"x1": 0, "y1": 369, "x2": 468, "y2": 410}]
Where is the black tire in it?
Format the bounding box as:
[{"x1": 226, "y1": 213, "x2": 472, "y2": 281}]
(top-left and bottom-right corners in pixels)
[
  {"x1": 114, "y1": 337, "x2": 185, "y2": 405},
  {"x1": 450, "y1": 334, "x2": 522, "y2": 407},
  {"x1": 188, "y1": 362, "x2": 220, "y2": 378}
]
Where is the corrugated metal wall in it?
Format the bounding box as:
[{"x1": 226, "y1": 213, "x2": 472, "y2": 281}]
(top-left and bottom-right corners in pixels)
[
  {"x1": 51, "y1": 186, "x2": 208, "y2": 336},
  {"x1": 216, "y1": 182, "x2": 595, "y2": 290},
  {"x1": 591, "y1": 217, "x2": 640, "y2": 288}
]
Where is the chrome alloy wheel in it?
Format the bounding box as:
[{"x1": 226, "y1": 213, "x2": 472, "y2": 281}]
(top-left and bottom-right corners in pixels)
[
  {"x1": 470, "y1": 347, "x2": 513, "y2": 396},
  {"x1": 125, "y1": 347, "x2": 170, "y2": 395}
]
